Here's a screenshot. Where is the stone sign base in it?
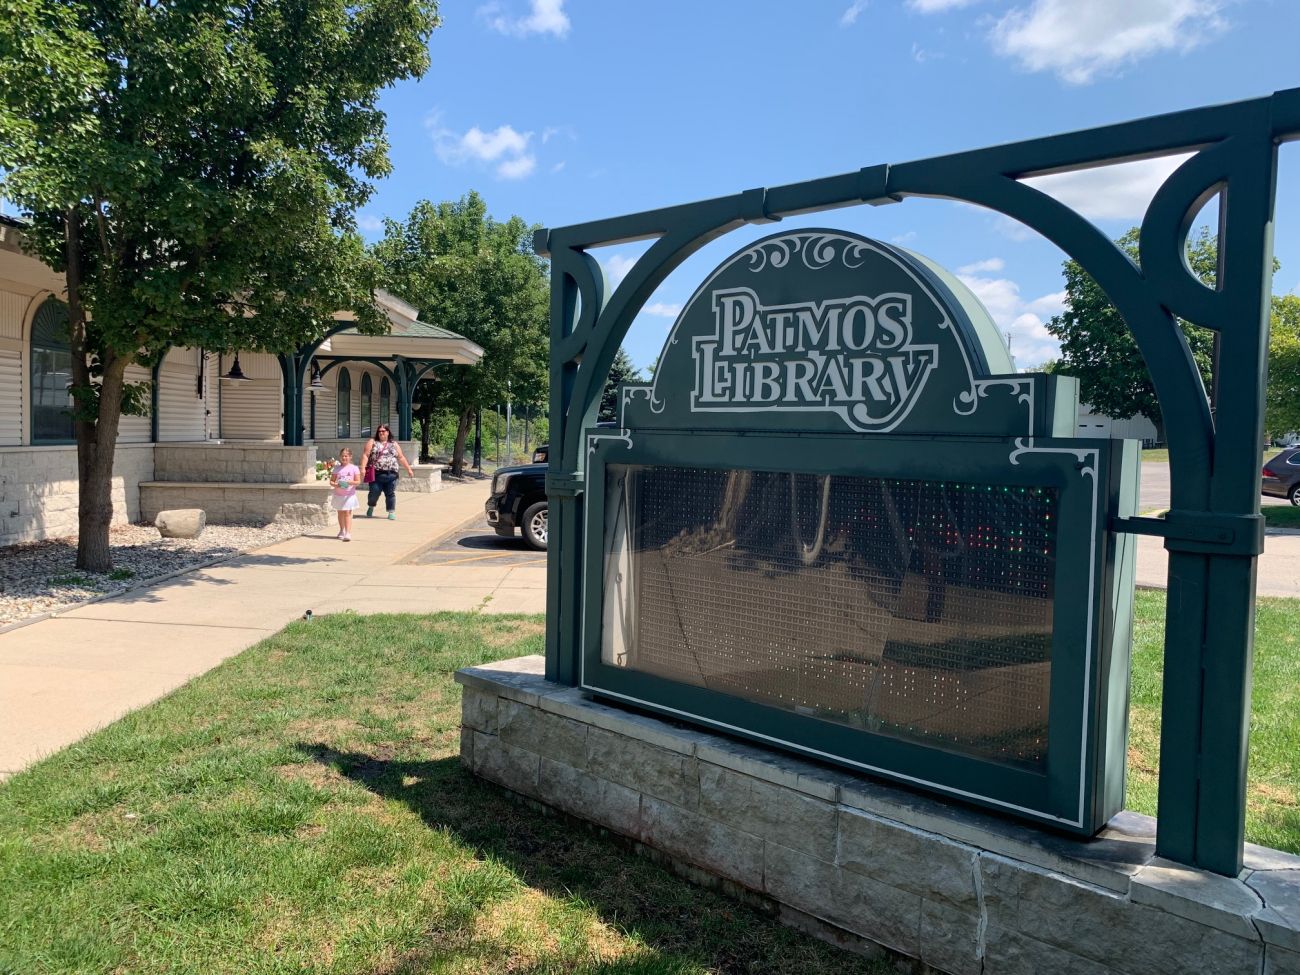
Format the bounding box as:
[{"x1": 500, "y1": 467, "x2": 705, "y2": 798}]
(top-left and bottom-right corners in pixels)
[{"x1": 456, "y1": 657, "x2": 1300, "y2": 975}]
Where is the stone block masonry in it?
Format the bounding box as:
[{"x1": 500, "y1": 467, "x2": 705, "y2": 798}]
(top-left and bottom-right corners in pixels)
[
  {"x1": 457, "y1": 656, "x2": 1300, "y2": 975},
  {"x1": 0, "y1": 444, "x2": 154, "y2": 547}
]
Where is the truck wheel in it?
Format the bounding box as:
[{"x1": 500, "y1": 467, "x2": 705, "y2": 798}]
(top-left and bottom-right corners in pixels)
[{"x1": 522, "y1": 501, "x2": 548, "y2": 550}]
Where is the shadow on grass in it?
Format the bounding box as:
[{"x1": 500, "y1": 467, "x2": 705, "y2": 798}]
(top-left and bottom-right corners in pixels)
[{"x1": 296, "y1": 743, "x2": 882, "y2": 975}]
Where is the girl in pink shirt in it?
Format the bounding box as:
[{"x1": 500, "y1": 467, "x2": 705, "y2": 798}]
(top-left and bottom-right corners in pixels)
[{"x1": 329, "y1": 448, "x2": 360, "y2": 541}]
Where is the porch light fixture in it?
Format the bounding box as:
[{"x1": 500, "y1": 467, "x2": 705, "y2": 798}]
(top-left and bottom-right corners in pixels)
[
  {"x1": 309, "y1": 362, "x2": 325, "y2": 390},
  {"x1": 222, "y1": 353, "x2": 250, "y2": 382}
]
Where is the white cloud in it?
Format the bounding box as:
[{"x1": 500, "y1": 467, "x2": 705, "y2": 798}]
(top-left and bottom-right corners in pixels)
[
  {"x1": 496, "y1": 155, "x2": 536, "y2": 180},
  {"x1": 603, "y1": 254, "x2": 636, "y2": 288},
  {"x1": 958, "y1": 257, "x2": 1005, "y2": 275},
  {"x1": 550, "y1": 161, "x2": 567, "y2": 173},
  {"x1": 890, "y1": 231, "x2": 918, "y2": 245},
  {"x1": 643, "y1": 302, "x2": 682, "y2": 318},
  {"x1": 911, "y1": 42, "x2": 944, "y2": 62},
  {"x1": 958, "y1": 268, "x2": 1066, "y2": 367},
  {"x1": 482, "y1": 0, "x2": 570, "y2": 38},
  {"x1": 357, "y1": 214, "x2": 384, "y2": 233},
  {"x1": 456, "y1": 125, "x2": 529, "y2": 162},
  {"x1": 909, "y1": 0, "x2": 978, "y2": 11},
  {"x1": 428, "y1": 114, "x2": 538, "y2": 181},
  {"x1": 991, "y1": 0, "x2": 1226, "y2": 84},
  {"x1": 1022, "y1": 153, "x2": 1192, "y2": 221},
  {"x1": 840, "y1": 1, "x2": 869, "y2": 26}
]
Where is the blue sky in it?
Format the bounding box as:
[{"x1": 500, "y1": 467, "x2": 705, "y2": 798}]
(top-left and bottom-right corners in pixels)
[{"x1": 362, "y1": 0, "x2": 1300, "y2": 373}]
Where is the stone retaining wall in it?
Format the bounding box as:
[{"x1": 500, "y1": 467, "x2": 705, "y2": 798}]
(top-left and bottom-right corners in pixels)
[
  {"x1": 399, "y1": 465, "x2": 443, "y2": 493},
  {"x1": 457, "y1": 656, "x2": 1300, "y2": 975},
  {"x1": 154, "y1": 443, "x2": 316, "y2": 484},
  {"x1": 140, "y1": 481, "x2": 331, "y2": 525},
  {"x1": 0, "y1": 444, "x2": 154, "y2": 546}
]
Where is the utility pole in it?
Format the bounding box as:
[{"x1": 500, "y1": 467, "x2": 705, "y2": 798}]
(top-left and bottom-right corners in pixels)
[
  {"x1": 473, "y1": 408, "x2": 482, "y2": 472},
  {"x1": 505, "y1": 380, "x2": 513, "y2": 466}
]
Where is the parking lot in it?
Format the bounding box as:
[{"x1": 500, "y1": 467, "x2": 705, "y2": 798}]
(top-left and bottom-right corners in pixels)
[{"x1": 416, "y1": 524, "x2": 546, "y2": 569}]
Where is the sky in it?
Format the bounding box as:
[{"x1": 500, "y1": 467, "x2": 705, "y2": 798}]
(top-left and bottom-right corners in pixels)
[{"x1": 353, "y1": 0, "x2": 1300, "y2": 374}]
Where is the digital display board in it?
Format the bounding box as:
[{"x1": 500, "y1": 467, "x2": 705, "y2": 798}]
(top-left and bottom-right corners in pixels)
[{"x1": 600, "y1": 465, "x2": 1058, "y2": 771}]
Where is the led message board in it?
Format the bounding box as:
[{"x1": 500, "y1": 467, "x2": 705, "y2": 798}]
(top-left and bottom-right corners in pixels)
[{"x1": 580, "y1": 230, "x2": 1138, "y2": 834}]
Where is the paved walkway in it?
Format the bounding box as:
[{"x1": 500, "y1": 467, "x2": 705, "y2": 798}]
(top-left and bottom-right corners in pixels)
[
  {"x1": 0, "y1": 479, "x2": 534, "y2": 778},
  {"x1": 1135, "y1": 529, "x2": 1300, "y2": 597}
]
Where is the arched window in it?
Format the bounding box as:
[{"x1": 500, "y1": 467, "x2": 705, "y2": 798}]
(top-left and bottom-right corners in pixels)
[
  {"x1": 30, "y1": 297, "x2": 76, "y2": 444},
  {"x1": 336, "y1": 368, "x2": 351, "y2": 438},
  {"x1": 360, "y1": 373, "x2": 373, "y2": 437},
  {"x1": 379, "y1": 377, "x2": 391, "y2": 428}
]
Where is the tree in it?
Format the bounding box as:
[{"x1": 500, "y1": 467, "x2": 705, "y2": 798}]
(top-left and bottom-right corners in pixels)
[
  {"x1": 1269, "y1": 295, "x2": 1300, "y2": 437},
  {"x1": 372, "y1": 194, "x2": 549, "y2": 476},
  {"x1": 1045, "y1": 228, "x2": 1216, "y2": 438},
  {"x1": 598, "y1": 347, "x2": 643, "y2": 422},
  {"x1": 1047, "y1": 227, "x2": 1291, "y2": 443},
  {"x1": 0, "y1": 0, "x2": 438, "y2": 570}
]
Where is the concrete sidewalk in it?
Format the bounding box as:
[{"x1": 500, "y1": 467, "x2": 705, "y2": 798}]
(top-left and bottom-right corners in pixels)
[
  {"x1": 1136, "y1": 529, "x2": 1300, "y2": 597},
  {"x1": 0, "y1": 478, "x2": 532, "y2": 778}
]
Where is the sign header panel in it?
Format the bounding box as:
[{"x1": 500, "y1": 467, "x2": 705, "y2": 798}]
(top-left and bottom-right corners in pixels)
[{"x1": 622, "y1": 230, "x2": 1062, "y2": 438}]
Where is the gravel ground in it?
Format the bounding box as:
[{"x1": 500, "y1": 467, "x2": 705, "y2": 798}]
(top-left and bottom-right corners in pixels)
[{"x1": 0, "y1": 522, "x2": 312, "y2": 627}]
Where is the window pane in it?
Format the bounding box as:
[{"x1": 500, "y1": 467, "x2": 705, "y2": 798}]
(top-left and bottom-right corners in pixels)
[
  {"x1": 601, "y1": 465, "x2": 1058, "y2": 771},
  {"x1": 360, "y1": 375, "x2": 372, "y2": 437},
  {"x1": 337, "y1": 370, "x2": 351, "y2": 438},
  {"x1": 31, "y1": 347, "x2": 75, "y2": 443}
]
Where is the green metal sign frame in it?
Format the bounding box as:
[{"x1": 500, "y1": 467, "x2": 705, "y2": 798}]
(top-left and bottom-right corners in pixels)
[
  {"x1": 581, "y1": 430, "x2": 1138, "y2": 833},
  {"x1": 539, "y1": 88, "x2": 1300, "y2": 875}
]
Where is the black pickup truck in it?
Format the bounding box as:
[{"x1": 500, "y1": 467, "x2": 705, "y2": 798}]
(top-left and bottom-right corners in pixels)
[{"x1": 485, "y1": 460, "x2": 548, "y2": 549}]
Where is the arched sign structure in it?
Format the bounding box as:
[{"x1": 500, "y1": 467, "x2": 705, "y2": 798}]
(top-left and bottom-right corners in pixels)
[{"x1": 537, "y1": 88, "x2": 1300, "y2": 874}]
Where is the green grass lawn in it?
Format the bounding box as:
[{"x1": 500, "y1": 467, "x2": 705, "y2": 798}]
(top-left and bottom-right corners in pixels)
[
  {"x1": 2, "y1": 597, "x2": 1297, "y2": 973},
  {"x1": 0, "y1": 613, "x2": 890, "y2": 975},
  {"x1": 1263, "y1": 505, "x2": 1300, "y2": 529},
  {"x1": 1138, "y1": 505, "x2": 1300, "y2": 527},
  {"x1": 1125, "y1": 590, "x2": 1300, "y2": 853}
]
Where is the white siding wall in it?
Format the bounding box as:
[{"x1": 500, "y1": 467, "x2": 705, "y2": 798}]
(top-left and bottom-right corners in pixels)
[
  {"x1": 312, "y1": 382, "x2": 336, "y2": 441},
  {"x1": 157, "y1": 347, "x2": 210, "y2": 442},
  {"x1": 217, "y1": 352, "x2": 282, "y2": 441},
  {"x1": 117, "y1": 363, "x2": 152, "y2": 443},
  {"x1": 0, "y1": 288, "x2": 29, "y2": 445},
  {"x1": 0, "y1": 348, "x2": 20, "y2": 446},
  {"x1": 1076, "y1": 404, "x2": 1160, "y2": 443}
]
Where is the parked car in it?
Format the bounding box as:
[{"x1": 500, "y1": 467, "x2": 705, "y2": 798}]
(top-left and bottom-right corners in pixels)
[
  {"x1": 486, "y1": 461, "x2": 548, "y2": 549},
  {"x1": 1262, "y1": 447, "x2": 1300, "y2": 505},
  {"x1": 487, "y1": 425, "x2": 612, "y2": 549}
]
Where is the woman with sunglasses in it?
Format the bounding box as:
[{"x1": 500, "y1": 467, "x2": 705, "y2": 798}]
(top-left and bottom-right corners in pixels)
[{"x1": 359, "y1": 423, "x2": 416, "y2": 519}]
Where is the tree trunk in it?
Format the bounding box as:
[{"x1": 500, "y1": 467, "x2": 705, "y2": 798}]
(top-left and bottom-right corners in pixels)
[
  {"x1": 419, "y1": 406, "x2": 432, "y2": 463},
  {"x1": 75, "y1": 356, "x2": 130, "y2": 572},
  {"x1": 451, "y1": 408, "x2": 473, "y2": 477},
  {"x1": 63, "y1": 206, "x2": 133, "y2": 572}
]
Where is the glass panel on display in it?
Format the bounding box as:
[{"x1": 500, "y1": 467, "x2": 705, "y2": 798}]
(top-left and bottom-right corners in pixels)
[{"x1": 600, "y1": 464, "x2": 1056, "y2": 771}]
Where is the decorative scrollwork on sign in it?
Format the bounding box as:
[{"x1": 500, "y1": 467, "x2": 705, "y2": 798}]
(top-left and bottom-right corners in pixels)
[
  {"x1": 587, "y1": 430, "x2": 634, "y2": 458},
  {"x1": 954, "y1": 379, "x2": 1036, "y2": 434},
  {"x1": 741, "y1": 233, "x2": 883, "y2": 274},
  {"x1": 622, "y1": 385, "x2": 664, "y2": 416},
  {"x1": 1009, "y1": 438, "x2": 1097, "y2": 478}
]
